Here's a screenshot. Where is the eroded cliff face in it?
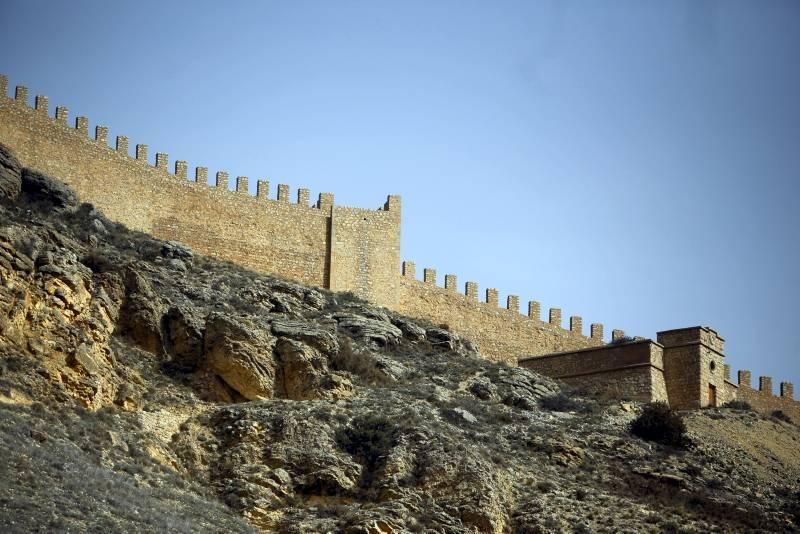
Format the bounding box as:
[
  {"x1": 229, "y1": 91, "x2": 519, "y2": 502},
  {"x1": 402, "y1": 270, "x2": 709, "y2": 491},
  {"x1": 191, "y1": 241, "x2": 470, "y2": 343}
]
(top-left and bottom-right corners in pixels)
[{"x1": 0, "y1": 143, "x2": 799, "y2": 533}]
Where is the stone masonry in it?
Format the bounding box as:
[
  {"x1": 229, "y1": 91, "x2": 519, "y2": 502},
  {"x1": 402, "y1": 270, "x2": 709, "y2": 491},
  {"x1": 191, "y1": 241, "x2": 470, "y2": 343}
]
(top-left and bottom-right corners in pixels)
[
  {"x1": 522, "y1": 325, "x2": 797, "y2": 414},
  {"x1": 519, "y1": 340, "x2": 669, "y2": 403},
  {"x1": 0, "y1": 76, "x2": 401, "y2": 311}
]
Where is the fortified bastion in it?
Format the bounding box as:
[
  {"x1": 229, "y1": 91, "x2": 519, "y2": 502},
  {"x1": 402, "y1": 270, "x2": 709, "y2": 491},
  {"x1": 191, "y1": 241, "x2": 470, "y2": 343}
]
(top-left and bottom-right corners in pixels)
[{"x1": 0, "y1": 74, "x2": 796, "y2": 418}]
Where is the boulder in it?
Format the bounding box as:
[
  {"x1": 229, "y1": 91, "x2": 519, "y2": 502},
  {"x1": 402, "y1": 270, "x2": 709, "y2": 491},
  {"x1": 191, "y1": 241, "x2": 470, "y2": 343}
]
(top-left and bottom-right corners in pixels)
[
  {"x1": 270, "y1": 279, "x2": 306, "y2": 300},
  {"x1": 204, "y1": 313, "x2": 278, "y2": 400},
  {"x1": 484, "y1": 366, "x2": 559, "y2": 411},
  {"x1": 90, "y1": 218, "x2": 107, "y2": 234},
  {"x1": 334, "y1": 312, "x2": 402, "y2": 347},
  {"x1": 425, "y1": 327, "x2": 480, "y2": 357},
  {"x1": 425, "y1": 327, "x2": 454, "y2": 349},
  {"x1": 391, "y1": 317, "x2": 426, "y2": 341},
  {"x1": 271, "y1": 319, "x2": 339, "y2": 355},
  {"x1": 161, "y1": 240, "x2": 193, "y2": 261},
  {"x1": 469, "y1": 376, "x2": 499, "y2": 401},
  {"x1": 450, "y1": 407, "x2": 478, "y2": 424},
  {"x1": 303, "y1": 289, "x2": 327, "y2": 310},
  {"x1": 274, "y1": 338, "x2": 353, "y2": 400},
  {"x1": 269, "y1": 292, "x2": 301, "y2": 314}
]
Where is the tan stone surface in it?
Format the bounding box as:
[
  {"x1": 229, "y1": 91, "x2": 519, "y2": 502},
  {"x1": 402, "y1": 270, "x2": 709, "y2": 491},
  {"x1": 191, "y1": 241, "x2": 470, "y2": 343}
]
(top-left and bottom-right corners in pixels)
[
  {"x1": 733, "y1": 382, "x2": 800, "y2": 421},
  {"x1": 657, "y1": 327, "x2": 730, "y2": 409},
  {"x1": 0, "y1": 93, "x2": 400, "y2": 308},
  {"x1": 518, "y1": 341, "x2": 667, "y2": 402},
  {"x1": 398, "y1": 277, "x2": 600, "y2": 364}
]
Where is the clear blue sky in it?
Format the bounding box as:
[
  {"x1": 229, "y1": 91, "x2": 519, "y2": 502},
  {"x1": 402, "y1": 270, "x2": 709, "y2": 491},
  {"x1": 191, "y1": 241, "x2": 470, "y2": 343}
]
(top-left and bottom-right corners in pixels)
[{"x1": 2, "y1": 1, "x2": 798, "y2": 388}]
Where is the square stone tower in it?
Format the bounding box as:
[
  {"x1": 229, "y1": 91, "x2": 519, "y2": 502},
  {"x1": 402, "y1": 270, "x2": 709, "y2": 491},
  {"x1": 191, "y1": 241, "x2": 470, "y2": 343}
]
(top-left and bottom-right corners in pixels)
[{"x1": 656, "y1": 326, "x2": 728, "y2": 409}]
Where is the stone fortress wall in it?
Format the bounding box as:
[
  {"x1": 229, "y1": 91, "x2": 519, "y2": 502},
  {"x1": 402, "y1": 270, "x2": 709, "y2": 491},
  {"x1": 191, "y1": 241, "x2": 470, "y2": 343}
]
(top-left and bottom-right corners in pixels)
[
  {"x1": 0, "y1": 74, "x2": 610, "y2": 364},
  {"x1": 0, "y1": 75, "x2": 401, "y2": 311},
  {"x1": 729, "y1": 370, "x2": 800, "y2": 422},
  {"x1": 519, "y1": 340, "x2": 669, "y2": 403},
  {"x1": 0, "y1": 74, "x2": 796, "y2": 414},
  {"x1": 521, "y1": 324, "x2": 797, "y2": 415},
  {"x1": 397, "y1": 261, "x2": 607, "y2": 362}
]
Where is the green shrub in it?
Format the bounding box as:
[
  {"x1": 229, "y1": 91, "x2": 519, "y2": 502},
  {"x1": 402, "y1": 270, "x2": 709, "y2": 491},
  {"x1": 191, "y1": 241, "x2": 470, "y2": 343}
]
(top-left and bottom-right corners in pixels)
[
  {"x1": 722, "y1": 400, "x2": 753, "y2": 411},
  {"x1": 336, "y1": 414, "x2": 399, "y2": 488},
  {"x1": 630, "y1": 402, "x2": 688, "y2": 448},
  {"x1": 539, "y1": 392, "x2": 594, "y2": 413},
  {"x1": 80, "y1": 249, "x2": 119, "y2": 273},
  {"x1": 536, "y1": 480, "x2": 556, "y2": 493}
]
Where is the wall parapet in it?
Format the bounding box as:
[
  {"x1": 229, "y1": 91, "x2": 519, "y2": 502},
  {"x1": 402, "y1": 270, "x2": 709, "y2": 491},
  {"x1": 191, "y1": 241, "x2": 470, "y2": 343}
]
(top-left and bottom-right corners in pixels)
[
  {"x1": 732, "y1": 366, "x2": 800, "y2": 421},
  {"x1": 729, "y1": 370, "x2": 794, "y2": 400},
  {"x1": 0, "y1": 73, "x2": 401, "y2": 309},
  {"x1": 0, "y1": 73, "x2": 396, "y2": 214},
  {"x1": 399, "y1": 259, "x2": 621, "y2": 343},
  {"x1": 519, "y1": 340, "x2": 667, "y2": 403}
]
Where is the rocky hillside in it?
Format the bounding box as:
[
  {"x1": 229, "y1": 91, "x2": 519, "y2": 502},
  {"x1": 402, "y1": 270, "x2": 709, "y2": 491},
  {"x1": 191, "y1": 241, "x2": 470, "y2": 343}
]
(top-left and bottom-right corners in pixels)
[{"x1": 0, "y1": 143, "x2": 798, "y2": 533}]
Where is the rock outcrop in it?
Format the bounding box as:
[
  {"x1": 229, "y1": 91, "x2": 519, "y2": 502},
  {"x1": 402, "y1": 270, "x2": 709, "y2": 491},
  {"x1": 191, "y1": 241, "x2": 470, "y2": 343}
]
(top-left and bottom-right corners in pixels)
[{"x1": 0, "y1": 143, "x2": 21, "y2": 201}]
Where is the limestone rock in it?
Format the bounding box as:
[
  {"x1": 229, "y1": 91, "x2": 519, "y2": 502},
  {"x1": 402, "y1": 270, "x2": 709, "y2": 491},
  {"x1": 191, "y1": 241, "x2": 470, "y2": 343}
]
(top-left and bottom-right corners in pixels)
[
  {"x1": 450, "y1": 407, "x2": 478, "y2": 424},
  {"x1": 334, "y1": 312, "x2": 402, "y2": 347},
  {"x1": 481, "y1": 366, "x2": 559, "y2": 411},
  {"x1": 269, "y1": 292, "x2": 300, "y2": 315},
  {"x1": 20, "y1": 168, "x2": 78, "y2": 211},
  {"x1": 344, "y1": 305, "x2": 391, "y2": 323},
  {"x1": 303, "y1": 289, "x2": 327, "y2": 310},
  {"x1": 269, "y1": 279, "x2": 306, "y2": 300},
  {"x1": 468, "y1": 376, "x2": 499, "y2": 401},
  {"x1": 372, "y1": 354, "x2": 407, "y2": 382},
  {"x1": 166, "y1": 258, "x2": 187, "y2": 272},
  {"x1": 274, "y1": 338, "x2": 353, "y2": 400},
  {"x1": 117, "y1": 269, "x2": 164, "y2": 353},
  {"x1": 204, "y1": 313, "x2": 278, "y2": 400},
  {"x1": 271, "y1": 319, "x2": 339, "y2": 355},
  {"x1": 425, "y1": 327, "x2": 480, "y2": 357},
  {"x1": 391, "y1": 317, "x2": 426, "y2": 341},
  {"x1": 425, "y1": 327, "x2": 454, "y2": 349},
  {"x1": 163, "y1": 306, "x2": 204, "y2": 371},
  {"x1": 0, "y1": 155, "x2": 795, "y2": 534},
  {"x1": 223, "y1": 464, "x2": 295, "y2": 520},
  {"x1": 0, "y1": 143, "x2": 22, "y2": 202},
  {"x1": 90, "y1": 218, "x2": 107, "y2": 234},
  {"x1": 161, "y1": 240, "x2": 193, "y2": 261}
]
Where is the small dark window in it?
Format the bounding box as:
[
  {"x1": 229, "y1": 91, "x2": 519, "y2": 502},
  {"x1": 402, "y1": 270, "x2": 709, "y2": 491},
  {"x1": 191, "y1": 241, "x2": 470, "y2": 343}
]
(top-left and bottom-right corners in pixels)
[{"x1": 709, "y1": 361, "x2": 716, "y2": 372}]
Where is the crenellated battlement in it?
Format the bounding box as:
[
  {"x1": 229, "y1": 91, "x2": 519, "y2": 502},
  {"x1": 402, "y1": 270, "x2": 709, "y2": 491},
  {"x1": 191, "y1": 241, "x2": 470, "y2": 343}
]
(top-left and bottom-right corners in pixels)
[
  {"x1": 0, "y1": 73, "x2": 612, "y2": 364},
  {"x1": 728, "y1": 366, "x2": 799, "y2": 419},
  {"x1": 732, "y1": 368, "x2": 794, "y2": 400},
  {"x1": 396, "y1": 258, "x2": 624, "y2": 362},
  {"x1": 399, "y1": 261, "x2": 613, "y2": 341},
  {"x1": 0, "y1": 74, "x2": 401, "y2": 309},
  {"x1": 0, "y1": 75, "x2": 404, "y2": 215}
]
